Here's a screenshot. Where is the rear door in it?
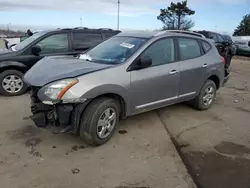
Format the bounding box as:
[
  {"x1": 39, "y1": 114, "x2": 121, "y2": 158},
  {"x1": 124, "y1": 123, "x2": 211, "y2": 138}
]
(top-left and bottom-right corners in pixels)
[
  {"x1": 72, "y1": 32, "x2": 103, "y2": 52},
  {"x1": 177, "y1": 37, "x2": 206, "y2": 102}
]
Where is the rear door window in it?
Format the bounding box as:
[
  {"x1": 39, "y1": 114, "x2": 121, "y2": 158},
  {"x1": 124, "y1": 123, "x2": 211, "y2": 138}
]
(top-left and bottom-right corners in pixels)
[
  {"x1": 217, "y1": 34, "x2": 225, "y2": 43},
  {"x1": 73, "y1": 33, "x2": 103, "y2": 51},
  {"x1": 210, "y1": 33, "x2": 219, "y2": 43},
  {"x1": 177, "y1": 38, "x2": 202, "y2": 60},
  {"x1": 35, "y1": 33, "x2": 69, "y2": 54}
]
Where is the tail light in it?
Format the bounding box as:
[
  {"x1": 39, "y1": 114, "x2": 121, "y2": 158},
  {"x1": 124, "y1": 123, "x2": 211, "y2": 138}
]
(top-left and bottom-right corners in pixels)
[{"x1": 220, "y1": 56, "x2": 225, "y2": 65}]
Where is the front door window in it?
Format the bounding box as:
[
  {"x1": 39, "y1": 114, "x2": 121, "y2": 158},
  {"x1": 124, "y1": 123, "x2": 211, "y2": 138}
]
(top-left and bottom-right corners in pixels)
[{"x1": 36, "y1": 34, "x2": 69, "y2": 54}]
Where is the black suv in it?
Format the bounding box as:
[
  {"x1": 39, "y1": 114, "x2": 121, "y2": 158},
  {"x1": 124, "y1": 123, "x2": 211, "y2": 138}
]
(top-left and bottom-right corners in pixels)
[
  {"x1": 222, "y1": 35, "x2": 237, "y2": 56},
  {"x1": 0, "y1": 28, "x2": 120, "y2": 96},
  {"x1": 194, "y1": 30, "x2": 232, "y2": 81}
]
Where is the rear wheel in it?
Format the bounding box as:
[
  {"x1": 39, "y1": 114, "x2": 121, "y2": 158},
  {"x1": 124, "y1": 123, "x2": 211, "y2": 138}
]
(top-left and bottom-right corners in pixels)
[
  {"x1": 0, "y1": 70, "x2": 28, "y2": 96},
  {"x1": 79, "y1": 97, "x2": 120, "y2": 146},
  {"x1": 192, "y1": 80, "x2": 217, "y2": 110}
]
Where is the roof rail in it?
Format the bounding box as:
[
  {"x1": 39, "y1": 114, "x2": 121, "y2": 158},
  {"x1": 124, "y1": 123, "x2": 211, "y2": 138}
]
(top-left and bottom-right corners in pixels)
[
  {"x1": 155, "y1": 30, "x2": 205, "y2": 38},
  {"x1": 61, "y1": 28, "x2": 72, "y2": 30},
  {"x1": 74, "y1": 27, "x2": 88, "y2": 30},
  {"x1": 98, "y1": 28, "x2": 114, "y2": 31},
  {"x1": 167, "y1": 30, "x2": 206, "y2": 38}
]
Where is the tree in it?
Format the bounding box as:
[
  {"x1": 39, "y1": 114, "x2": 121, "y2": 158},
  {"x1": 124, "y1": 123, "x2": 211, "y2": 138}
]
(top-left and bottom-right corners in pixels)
[
  {"x1": 233, "y1": 14, "x2": 250, "y2": 36},
  {"x1": 157, "y1": 0, "x2": 195, "y2": 30}
]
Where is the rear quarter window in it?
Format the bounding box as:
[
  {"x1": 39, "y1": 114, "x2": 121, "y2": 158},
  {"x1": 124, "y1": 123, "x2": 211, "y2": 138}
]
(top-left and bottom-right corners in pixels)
[{"x1": 201, "y1": 41, "x2": 212, "y2": 53}]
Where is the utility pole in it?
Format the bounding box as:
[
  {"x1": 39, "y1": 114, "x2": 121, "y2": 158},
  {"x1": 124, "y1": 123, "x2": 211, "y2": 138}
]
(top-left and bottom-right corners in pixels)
[
  {"x1": 80, "y1": 18, "x2": 82, "y2": 27},
  {"x1": 117, "y1": 0, "x2": 120, "y2": 30}
]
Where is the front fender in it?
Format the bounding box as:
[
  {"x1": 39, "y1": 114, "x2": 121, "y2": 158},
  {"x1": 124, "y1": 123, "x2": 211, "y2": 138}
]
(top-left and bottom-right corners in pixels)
[
  {"x1": 0, "y1": 61, "x2": 28, "y2": 72},
  {"x1": 81, "y1": 84, "x2": 131, "y2": 115}
]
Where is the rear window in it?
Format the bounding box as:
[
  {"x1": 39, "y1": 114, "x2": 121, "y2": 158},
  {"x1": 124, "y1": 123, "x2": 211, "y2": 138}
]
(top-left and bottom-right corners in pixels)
[
  {"x1": 201, "y1": 41, "x2": 211, "y2": 53},
  {"x1": 73, "y1": 33, "x2": 103, "y2": 50}
]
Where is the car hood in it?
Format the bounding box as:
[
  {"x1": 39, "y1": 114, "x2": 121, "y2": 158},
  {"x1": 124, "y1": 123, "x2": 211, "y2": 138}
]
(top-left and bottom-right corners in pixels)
[
  {"x1": 0, "y1": 48, "x2": 14, "y2": 55},
  {"x1": 24, "y1": 56, "x2": 113, "y2": 87}
]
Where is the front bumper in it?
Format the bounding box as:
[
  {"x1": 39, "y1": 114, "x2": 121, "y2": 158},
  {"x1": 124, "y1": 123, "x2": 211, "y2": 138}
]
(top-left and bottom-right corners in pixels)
[
  {"x1": 31, "y1": 103, "x2": 73, "y2": 127},
  {"x1": 29, "y1": 87, "x2": 88, "y2": 133}
]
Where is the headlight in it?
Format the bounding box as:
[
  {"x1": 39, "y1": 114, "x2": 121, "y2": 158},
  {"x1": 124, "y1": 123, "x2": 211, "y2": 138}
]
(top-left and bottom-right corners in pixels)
[{"x1": 38, "y1": 78, "x2": 79, "y2": 101}]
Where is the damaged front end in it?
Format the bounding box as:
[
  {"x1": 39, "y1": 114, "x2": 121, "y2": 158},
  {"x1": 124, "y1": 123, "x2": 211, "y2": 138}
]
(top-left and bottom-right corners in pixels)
[{"x1": 29, "y1": 87, "x2": 87, "y2": 134}]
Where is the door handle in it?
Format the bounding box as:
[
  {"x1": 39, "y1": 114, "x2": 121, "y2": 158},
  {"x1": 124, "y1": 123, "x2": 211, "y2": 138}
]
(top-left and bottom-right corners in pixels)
[
  {"x1": 170, "y1": 70, "x2": 178, "y2": 75},
  {"x1": 202, "y1": 64, "x2": 208, "y2": 68}
]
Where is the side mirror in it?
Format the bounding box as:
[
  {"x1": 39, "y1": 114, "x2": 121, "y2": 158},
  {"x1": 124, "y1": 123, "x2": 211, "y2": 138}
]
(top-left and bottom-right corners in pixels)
[
  {"x1": 31, "y1": 45, "x2": 41, "y2": 56},
  {"x1": 127, "y1": 56, "x2": 152, "y2": 71},
  {"x1": 139, "y1": 55, "x2": 152, "y2": 68}
]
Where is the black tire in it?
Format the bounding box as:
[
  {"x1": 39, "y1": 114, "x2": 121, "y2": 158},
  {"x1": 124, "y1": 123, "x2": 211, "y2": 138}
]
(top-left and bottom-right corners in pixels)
[
  {"x1": 79, "y1": 97, "x2": 120, "y2": 146},
  {"x1": 0, "y1": 70, "x2": 28, "y2": 96},
  {"x1": 192, "y1": 80, "x2": 217, "y2": 110}
]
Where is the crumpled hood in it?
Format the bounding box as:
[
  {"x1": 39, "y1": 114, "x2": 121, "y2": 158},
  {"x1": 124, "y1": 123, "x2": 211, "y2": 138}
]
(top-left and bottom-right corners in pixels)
[{"x1": 24, "y1": 56, "x2": 113, "y2": 86}]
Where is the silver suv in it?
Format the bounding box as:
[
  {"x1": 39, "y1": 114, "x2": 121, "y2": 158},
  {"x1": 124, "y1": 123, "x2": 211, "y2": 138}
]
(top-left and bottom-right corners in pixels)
[{"x1": 24, "y1": 31, "x2": 226, "y2": 146}]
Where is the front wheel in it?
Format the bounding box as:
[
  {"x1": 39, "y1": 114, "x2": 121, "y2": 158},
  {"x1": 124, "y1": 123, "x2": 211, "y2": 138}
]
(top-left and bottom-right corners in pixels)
[
  {"x1": 79, "y1": 98, "x2": 120, "y2": 146},
  {"x1": 192, "y1": 80, "x2": 217, "y2": 110},
  {"x1": 0, "y1": 70, "x2": 28, "y2": 96}
]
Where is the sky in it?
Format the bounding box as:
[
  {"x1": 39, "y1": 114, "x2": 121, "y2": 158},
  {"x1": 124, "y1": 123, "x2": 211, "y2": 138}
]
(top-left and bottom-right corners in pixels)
[{"x1": 0, "y1": 0, "x2": 249, "y2": 35}]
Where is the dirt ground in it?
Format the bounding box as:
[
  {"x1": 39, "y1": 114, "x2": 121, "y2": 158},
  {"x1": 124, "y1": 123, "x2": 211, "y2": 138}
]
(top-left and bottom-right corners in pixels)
[
  {"x1": 157, "y1": 59, "x2": 250, "y2": 188},
  {"x1": 0, "y1": 95, "x2": 195, "y2": 187}
]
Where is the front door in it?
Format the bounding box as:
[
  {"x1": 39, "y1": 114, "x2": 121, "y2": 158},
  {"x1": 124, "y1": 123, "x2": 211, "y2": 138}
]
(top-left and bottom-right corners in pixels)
[
  {"x1": 130, "y1": 38, "x2": 179, "y2": 113},
  {"x1": 21, "y1": 33, "x2": 71, "y2": 68}
]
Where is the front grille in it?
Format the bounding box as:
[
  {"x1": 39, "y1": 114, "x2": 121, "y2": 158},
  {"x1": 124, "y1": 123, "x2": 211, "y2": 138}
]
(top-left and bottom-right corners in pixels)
[{"x1": 29, "y1": 87, "x2": 54, "y2": 114}]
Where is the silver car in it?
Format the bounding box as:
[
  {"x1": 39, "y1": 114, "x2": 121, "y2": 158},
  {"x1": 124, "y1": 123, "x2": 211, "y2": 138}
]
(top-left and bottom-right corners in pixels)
[{"x1": 24, "y1": 31, "x2": 226, "y2": 146}]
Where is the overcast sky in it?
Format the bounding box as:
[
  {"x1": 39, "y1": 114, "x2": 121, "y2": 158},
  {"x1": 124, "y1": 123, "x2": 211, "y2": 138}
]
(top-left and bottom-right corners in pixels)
[{"x1": 0, "y1": 0, "x2": 249, "y2": 34}]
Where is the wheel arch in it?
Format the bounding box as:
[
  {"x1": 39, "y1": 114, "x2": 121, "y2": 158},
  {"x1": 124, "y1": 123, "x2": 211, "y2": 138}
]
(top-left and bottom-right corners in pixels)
[
  {"x1": 0, "y1": 61, "x2": 28, "y2": 74},
  {"x1": 207, "y1": 75, "x2": 220, "y2": 89},
  {"x1": 71, "y1": 92, "x2": 127, "y2": 134}
]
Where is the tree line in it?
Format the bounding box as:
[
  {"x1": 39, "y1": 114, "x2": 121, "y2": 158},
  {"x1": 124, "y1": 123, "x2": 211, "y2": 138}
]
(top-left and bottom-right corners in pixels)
[{"x1": 157, "y1": 0, "x2": 250, "y2": 36}]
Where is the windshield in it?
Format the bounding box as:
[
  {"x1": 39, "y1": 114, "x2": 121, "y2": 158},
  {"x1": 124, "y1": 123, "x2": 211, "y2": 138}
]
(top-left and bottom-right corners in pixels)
[
  {"x1": 15, "y1": 31, "x2": 48, "y2": 51},
  {"x1": 80, "y1": 36, "x2": 148, "y2": 64}
]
